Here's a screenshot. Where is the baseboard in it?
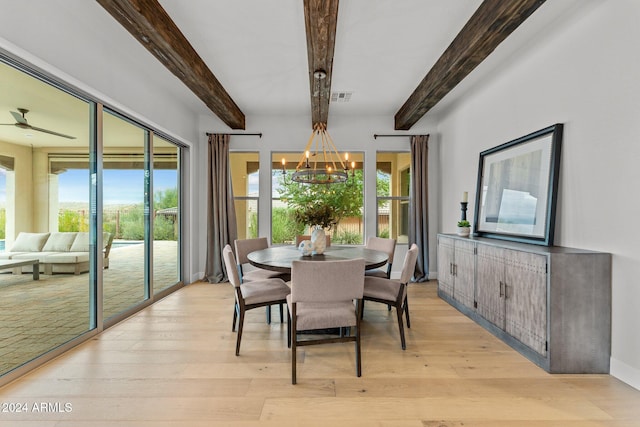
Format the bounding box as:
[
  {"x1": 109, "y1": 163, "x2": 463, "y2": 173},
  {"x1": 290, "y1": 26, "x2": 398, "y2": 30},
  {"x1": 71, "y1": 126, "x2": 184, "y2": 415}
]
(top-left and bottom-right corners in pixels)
[{"x1": 610, "y1": 357, "x2": 640, "y2": 391}]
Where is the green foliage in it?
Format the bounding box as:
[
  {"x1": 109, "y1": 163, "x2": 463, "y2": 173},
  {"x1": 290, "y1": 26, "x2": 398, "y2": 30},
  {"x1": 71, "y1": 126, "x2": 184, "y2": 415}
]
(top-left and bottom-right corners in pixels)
[
  {"x1": 376, "y1": 171, "x2": 391, "y2": 202},
  {"x1": 0, "y1": 208, "x2": 5, "y2": 239},
  {"x1": 153, "y1": 215, "x2": 175, "y2": 240},
  {"x1": 271, "y1": 207, "x2": 304, "y2": 244},
  {"x1": 277, "y1": 170, "x2": 364, "y2": 229},
  {"x1": 378, "y1": 228, "x2": 390, "y2": 238},
  {"x1": 58, "y1": 210, "x2": 89, "y2": 232},
  {"x1": 120, "y1": 205, "x2": 145, "y2": 240},
  {"x1": 333, "y1": 229, "x2": 362, "y2": 245},
  {"x1": 154, "y1": 187, "x2": 178, "y2": 210},
  {"x1": 248, "y1": 211, "x2": 258, "y2": 239},
  {"x1": 457, "y1": 220, "x2": 471, "y2": 227}
]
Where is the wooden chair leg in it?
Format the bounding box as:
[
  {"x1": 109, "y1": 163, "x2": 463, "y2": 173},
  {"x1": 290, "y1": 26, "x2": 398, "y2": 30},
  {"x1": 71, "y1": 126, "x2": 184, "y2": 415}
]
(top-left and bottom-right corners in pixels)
[
  {"x1": 395, "y1": 304, "x2": 406, "y2": 350},
  {"x1": 291, "y1": 323, "x2": 297, "y2": 384},
  {"x1": 404, "y1": 297, "x2": 411, "y2": 328},
  {"x1": 232, "y1": 303, "x2": 238, "y2": 331},
  {"x1": 235, "y1": 309, "x2": 245, "y2": 356},
  {"x1": 287, "y1": 307, "x2": 291, "y2": 349},
  {"x1": 266, "y1": 305, "x2": 272, "y2": 324},
  {"x1": 356, "y1": 300, "x2": 362, "y2": 377}
]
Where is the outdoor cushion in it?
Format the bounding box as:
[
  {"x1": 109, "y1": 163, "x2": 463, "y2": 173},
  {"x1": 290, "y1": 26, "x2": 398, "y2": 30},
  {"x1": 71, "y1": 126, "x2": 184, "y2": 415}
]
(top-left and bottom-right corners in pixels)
[
  {"x1": 42, "y1": 232, "x2": 77, "y2": 252},
  {"x1": 10, "y1": 232, "x2": 50, "y2": 252},
  {"x1": 11, "y1": 252, "x2": 57, "y2": 262},
  {"x1": 0, "y1": 252, "x2": 28, "y2": 260},
  {"x1": 70, "y1": 232, "x2": 90, "y2": 252},
  {"x1": 42, "y1": 252, "x2": 90, "y2": 263}
]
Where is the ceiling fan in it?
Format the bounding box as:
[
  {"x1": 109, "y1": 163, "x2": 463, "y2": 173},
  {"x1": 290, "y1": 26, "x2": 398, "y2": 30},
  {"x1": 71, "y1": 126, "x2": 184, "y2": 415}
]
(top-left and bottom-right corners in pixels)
[{"x1": 0, "y1": 108, "x2": 76, "y2": 139}]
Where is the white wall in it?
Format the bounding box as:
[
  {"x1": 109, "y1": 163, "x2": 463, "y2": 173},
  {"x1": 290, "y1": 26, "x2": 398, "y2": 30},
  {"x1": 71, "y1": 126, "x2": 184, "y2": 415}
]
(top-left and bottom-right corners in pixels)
[{"x1": 434, "y1": 0, "x2": 640, "y2": 390}]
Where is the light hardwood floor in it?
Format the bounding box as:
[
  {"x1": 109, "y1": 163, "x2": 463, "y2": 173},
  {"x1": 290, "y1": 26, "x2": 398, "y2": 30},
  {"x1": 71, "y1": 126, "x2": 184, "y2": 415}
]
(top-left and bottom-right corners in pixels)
[{"x1": 0, "y1": 281, "x2": 638, "y2": 426}]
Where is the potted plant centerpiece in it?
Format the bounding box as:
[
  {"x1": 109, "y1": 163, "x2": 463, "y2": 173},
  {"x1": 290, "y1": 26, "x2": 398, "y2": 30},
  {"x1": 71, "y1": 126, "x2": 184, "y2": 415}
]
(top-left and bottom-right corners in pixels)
[
  {"x1": 457, "y1": 220, "x2": 471, "y2": 237},
  {"x1": 294, "y1": 203, "x2": 337, "y2": 254}
]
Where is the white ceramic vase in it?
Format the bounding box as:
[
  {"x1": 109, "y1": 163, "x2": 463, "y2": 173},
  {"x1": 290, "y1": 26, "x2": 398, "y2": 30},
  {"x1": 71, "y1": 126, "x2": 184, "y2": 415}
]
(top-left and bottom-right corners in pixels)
[{"x1": 310, "y1": 226, "x2": 326, "y2": 255}]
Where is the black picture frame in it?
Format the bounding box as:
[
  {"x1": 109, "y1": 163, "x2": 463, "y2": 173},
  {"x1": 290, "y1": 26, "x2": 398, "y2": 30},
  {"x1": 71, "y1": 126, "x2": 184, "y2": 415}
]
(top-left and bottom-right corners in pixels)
[{"x1": 473, "y1": 124, "x2": 563, "y2": 246}]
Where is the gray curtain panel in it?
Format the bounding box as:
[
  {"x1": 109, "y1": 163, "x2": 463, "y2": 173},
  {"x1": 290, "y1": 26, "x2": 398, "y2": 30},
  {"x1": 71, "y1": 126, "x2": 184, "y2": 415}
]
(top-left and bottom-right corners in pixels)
[
  {"x1": 204, "y1": 134, "x2": 238, "y2": 283},
  {"x1": 410, "y1": 134, "x2": 429, "y2": 282}
]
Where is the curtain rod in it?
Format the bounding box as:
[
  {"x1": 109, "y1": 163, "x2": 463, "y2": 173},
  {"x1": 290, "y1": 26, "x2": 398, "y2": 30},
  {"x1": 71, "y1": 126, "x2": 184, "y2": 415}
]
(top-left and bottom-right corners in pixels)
[
  {"x1": 206, "y1": 132, "x2": 262, "y2": 138},
  {"x1": 373, "y1": 134, "x2": 425, "y2": 139}
]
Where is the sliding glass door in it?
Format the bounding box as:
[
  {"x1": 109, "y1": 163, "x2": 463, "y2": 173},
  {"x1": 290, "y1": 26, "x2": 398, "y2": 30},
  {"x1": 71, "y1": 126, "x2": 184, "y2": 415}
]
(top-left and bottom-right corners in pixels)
[
  {"x1": 0, "y1": 56, "x2": 184, "y2": 382},
  {"x1": 102, "y1": 110, "x2": 148, "y2": 321}
]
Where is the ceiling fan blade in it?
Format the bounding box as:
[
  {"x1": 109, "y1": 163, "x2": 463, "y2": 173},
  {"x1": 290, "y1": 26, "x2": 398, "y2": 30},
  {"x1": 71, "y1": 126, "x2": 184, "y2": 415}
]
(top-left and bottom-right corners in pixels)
[
  {"x1": 28, "y1": 125, "x2": 76, "y2": 139},
  {"x1": 10, "y1": 111, "x2": 27, "y2": 125}
]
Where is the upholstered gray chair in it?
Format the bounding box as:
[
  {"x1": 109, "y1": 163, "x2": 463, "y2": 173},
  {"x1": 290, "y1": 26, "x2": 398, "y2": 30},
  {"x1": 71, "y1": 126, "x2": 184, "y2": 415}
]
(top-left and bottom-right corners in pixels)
[
  {"x1": 234, "y1": 237, "x2": 289, "y2": 323},
  {"x1": 362, "y1": 243, "x2": 418, "y2": 350},
  {"x1": 222, "y1": 245, "x2": 290, "y2": 356},
  {"x1": 364, "y1": 236, "x2": 397, "y2": 279},
  {"x1": 287, "y1": 258, "x2": 365, "y2": 384}
]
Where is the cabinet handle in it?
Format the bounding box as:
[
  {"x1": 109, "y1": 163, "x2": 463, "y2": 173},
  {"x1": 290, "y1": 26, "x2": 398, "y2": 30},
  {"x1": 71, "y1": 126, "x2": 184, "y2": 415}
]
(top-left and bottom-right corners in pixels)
[
  {"x1": 450, "y1": 262, "x2": 453, "y2": 275},
  {"x1": 499, "y1": 281, "x2": 504, "y2": 297},
  {"x1": 504, "y1": 282, "x2": 508, "y2": 299},
  {"x1": 453, "y1": 264, "x2": 457, "y2": 276}
]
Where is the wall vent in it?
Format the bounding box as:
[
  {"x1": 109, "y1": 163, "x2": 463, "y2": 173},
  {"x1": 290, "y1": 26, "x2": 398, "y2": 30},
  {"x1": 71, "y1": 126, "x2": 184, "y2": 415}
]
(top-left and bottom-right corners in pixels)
[{"x1": 331, "y1": 91, "x2": 353, "y2": 103}]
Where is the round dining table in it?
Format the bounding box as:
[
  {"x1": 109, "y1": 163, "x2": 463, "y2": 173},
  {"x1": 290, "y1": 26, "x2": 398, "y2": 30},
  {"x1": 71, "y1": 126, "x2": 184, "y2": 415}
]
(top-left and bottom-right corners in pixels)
[{"x1": 246, "y1": 245, "x2": 388, "y2": 274}]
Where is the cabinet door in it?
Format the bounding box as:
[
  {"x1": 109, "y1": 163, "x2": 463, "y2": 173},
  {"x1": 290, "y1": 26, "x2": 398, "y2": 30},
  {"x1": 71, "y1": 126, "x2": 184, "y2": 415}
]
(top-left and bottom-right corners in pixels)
[
  {"x1": 476, "y1": 244, "x2": 505, "y2": 328},
  {"x1": 504, "y1": 250, "x2": 547, "y2": 356},
  {"x1": 437, "y1": 236, "x2": 455, "y2": 298},
  {"x1": 453, "y1": 239, "x2": 475, "y2": 309}
]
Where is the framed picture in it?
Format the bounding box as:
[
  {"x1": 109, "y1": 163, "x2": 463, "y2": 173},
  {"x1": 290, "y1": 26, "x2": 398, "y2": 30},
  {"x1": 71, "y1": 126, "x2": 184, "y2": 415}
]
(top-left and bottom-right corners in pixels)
[{"x1": 473, "y1": 124, "x2": 563, "y2": 246}]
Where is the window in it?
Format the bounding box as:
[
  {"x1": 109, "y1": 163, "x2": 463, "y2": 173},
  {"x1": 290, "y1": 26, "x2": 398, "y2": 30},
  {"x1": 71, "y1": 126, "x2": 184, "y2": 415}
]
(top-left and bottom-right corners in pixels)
[
  {"x1": 272, "y1": 152, "x2": 364, "y2": 245},
  {"x1": 229, "y1": 152, "x2": 259, "y2": 239},
  {"x1": 376, "y1": 152, "x2": 410, "y2": 244}
]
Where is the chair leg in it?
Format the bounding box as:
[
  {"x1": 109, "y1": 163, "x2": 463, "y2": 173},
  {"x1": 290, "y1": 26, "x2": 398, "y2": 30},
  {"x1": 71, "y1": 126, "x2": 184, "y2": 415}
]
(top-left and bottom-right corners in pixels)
[
  {"x1": 404, "y1": 296, "x2": 411, "y2": 329},
  {"x1": 232, "y1": 302, "x2": 238, "y2": 332},
  {"x1": 356, "y1": 300, "x2": 362, "y2": 377},
  {"x1": 236, "y1": 309, "x2": 245, "y2": 356},
  {"x1": 279, "y1": 303, "x2": 284, "y2": 323},
  {"x1": 360, "y1": 300, "x2": 365, "y2": 319},
  {"x1": 291, "y1": 303, "x2": 298, "y2": 384},
  {"x1": 266, "y1": 305, "x2": 272, "y2": 324},
  {"x1": 395, "y1": 304, "x2": 406, "y2": 350},
  {"x1": 287, "y1": 307, "x2": 291, "y2": 349}
]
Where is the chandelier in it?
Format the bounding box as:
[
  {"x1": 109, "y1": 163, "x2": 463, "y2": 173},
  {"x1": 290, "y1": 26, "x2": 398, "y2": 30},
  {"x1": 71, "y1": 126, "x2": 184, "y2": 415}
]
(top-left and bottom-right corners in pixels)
[
  {"x1": 288, "y1": 122, "x2": 354, "y2": 184},
  {"x1": 284, "y1": 70, "x2": 355, "y2": 185}
]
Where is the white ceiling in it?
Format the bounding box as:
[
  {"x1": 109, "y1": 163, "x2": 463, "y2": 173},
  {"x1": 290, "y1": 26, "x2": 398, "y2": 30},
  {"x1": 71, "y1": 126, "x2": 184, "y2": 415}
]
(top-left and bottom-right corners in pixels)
[{"x1": 0, "y1": 0, "x2": 583, "y2": 147}]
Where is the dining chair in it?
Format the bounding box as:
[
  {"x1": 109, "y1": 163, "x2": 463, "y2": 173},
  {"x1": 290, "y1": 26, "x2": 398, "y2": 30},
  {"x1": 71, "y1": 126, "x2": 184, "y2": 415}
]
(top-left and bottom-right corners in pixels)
[
  {"x1": 234, "y1": 237, "x2": 289, "y2": 324},
  {"x1": 222, "y1": 245, "x2": 291, "y2": 356},
  {"x1": 295, "y1": 234, "x2": 331, "y2": 247},
  {"x1": 364, "y1": 236, "x2": 397, "y2": 279},
  {"x1": 362, "y1": 243, "x2": 418, "y2": 350},
  {"x1": 287, "y1": 258, "x2": 365, "y2": 384}
]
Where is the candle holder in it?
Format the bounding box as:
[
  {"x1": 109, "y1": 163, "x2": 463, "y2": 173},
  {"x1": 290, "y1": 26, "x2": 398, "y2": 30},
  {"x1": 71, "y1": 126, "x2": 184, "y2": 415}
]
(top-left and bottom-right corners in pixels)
[{"x1": 460, "y1": 202, "x2": 468, "y2": 221}]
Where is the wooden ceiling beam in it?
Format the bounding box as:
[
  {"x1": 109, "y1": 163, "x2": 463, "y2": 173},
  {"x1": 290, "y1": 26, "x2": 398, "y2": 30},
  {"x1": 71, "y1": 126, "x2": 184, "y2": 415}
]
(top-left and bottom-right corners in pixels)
[
  {"x1": 304, "y1": 0, "x2": 339, "y2": 127},
  {"x1": 97, "y1": 0, "x2": 245, "y2": 129},
  {"x1": 394, "y1": 0, "x2": 546, "y2": 130}
]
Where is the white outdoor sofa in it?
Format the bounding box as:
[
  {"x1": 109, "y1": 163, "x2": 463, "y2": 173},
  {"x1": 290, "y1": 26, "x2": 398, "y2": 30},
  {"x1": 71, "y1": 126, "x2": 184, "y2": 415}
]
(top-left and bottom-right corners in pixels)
[{"x1": 0, "y1": 231, "x2": 113, "y2": 275}]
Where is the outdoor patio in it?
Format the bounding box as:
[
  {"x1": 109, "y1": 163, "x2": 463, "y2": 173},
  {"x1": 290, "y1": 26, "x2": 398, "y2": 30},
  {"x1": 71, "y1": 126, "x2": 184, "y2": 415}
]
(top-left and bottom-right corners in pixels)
[{"x1": 0, "y1": 241, "x2": 179, "y2": 375}]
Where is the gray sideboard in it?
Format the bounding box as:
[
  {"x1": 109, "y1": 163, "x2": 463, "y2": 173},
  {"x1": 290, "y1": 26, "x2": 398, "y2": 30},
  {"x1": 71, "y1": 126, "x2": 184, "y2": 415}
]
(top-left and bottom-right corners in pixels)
[{"x1": 437, "y1": 233, "x2": 611, "y2": 373}]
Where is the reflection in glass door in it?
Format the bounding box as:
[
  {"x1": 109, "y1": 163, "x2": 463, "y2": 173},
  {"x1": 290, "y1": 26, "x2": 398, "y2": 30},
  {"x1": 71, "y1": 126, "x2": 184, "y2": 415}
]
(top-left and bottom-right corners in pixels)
[
  {"x1": 153, "y1": 137, "x2": 179, "y2": 294},
  {"x1": 0, "y1": 59, "x2": 92, "y2": 376},
  {"x1": 102, "y1": 110, "x2": 147, "y2": 321}
]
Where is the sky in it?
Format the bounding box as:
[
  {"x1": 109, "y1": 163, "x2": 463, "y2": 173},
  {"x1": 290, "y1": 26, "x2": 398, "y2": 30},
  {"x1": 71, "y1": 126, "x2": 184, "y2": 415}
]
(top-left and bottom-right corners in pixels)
[{"x1": 57, "y1": 168, "x2": 177, "y2": 205}]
